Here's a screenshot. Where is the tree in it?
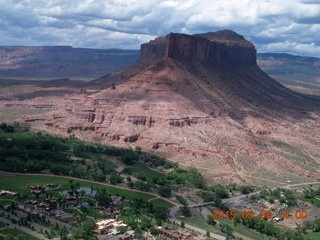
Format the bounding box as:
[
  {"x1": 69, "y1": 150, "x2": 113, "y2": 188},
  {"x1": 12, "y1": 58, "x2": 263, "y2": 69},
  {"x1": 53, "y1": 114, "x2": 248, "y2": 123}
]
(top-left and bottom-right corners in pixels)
[
  {"x1": 207, "y1": 215, "x2": 216, "y2": 225},
  {"x1": 150, "y1": 226, "x2": 158, "y2": 235},
  {"x1": 117, "y1": 226, "x2": 127, "y2": 234},
  {"x1": 176, "y1": 195, "x2": 188, "y2": 205},
  {"x1": 268, "y1": 196, "x2": 275, "y2": 204},
  {"x1": 239, "y1": 185, "x2": 253, "y2": 195},
  {"x1": 188, "y1": 167, "x2": 206, "y2": 189},
  {"x1": 181, "y1": 221, "x2": 185, "y2": 228},
  {"x1": 314, "y1": 219, "x2": 320, "y2": 232},
  {"x1": 211, "y1": 184, "x2": 229, "y2": 199},
  {"x1": 96, "y1": 189, "x2": 112, "y2": 208},
  {"x1": 220, "y1": 223, "x2": 234, "y2": 240},
  {"x1": 180, "y1": 205, "x2": 191, "y2": 217},
  {"x1": 109, "y1": 174, "x2": 123, "y2": 185},
  {"x1": 80, "y1": 218, "x2": 96, "y2": 238},
  {"x1": 158, "y1": 186, "x2": 172, "y2": 197},
  {"x1": 121, "y1": 152, "x2": 138, "y2": 164},
  {"x1": 154, "y1": 206, "x2": 168, "y2": 220},
  {"x1": 59, "y1": 227, "x2": 68, "y2": 239}
]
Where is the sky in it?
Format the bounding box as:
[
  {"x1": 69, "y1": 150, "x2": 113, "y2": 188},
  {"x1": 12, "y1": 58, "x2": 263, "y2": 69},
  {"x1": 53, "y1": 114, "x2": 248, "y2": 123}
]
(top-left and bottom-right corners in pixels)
[{"x1": 0, "y1": 0, "x2": 320, "y2": 57}]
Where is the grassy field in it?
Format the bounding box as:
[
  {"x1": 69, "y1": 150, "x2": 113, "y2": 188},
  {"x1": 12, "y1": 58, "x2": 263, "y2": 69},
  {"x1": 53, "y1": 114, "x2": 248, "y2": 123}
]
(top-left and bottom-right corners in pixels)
[
  {"x1": 0, "y1": 228, "x2": 39, "y2": 240},
  {"x1": 218, "y1": 219, "x2": 276, "y2": 240},
  {"x1": 306, "y1": 197, "x2": 320, "y2": 207},
  {"x1": 233, "y1": 224, "x2": 274, "y2": 240},
  {"x1": 148, "y1": 198, "x2": 174, "y2": 208},
  {"x1": 304, "y1": 231, "x2": 320, "y2": 240},
  {"x1": 0, "y1": 221, "x2": 5, "y2": 228},
  {"x1": 129, "y1": 162, "x2": 165, "y2": 179},
  {"x1": 0, "y1": 173, "x2": 169, "y2": 203},
  {"x1": 0, "y1": 198, "x2": 14, "y2": 207}
]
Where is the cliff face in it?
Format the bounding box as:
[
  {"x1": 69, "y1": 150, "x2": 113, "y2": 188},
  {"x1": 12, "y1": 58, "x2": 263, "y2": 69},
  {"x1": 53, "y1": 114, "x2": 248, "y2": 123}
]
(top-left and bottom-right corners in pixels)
[
  {"x1": 141, "y1": 31, "x2": 256, "y2": 68},
  {"x1": 2, "y1": 30, "x2": 320, "y2": 185}
]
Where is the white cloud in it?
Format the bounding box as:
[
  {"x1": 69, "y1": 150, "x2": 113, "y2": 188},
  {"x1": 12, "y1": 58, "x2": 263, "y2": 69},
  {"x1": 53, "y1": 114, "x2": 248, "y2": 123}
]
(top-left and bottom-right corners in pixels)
[
  {"x1": 0, "y1": 0, "x2": 319, "y2": 57},
  {"x1": 259, "y1": 41, "x2": 320, "y2": 57}
]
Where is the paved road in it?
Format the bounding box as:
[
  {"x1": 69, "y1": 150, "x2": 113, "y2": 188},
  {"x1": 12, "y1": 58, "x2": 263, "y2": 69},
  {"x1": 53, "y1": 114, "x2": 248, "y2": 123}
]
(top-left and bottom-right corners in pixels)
[{"x1": 282, "y1": 181, "x2": 320, "y2": 189}]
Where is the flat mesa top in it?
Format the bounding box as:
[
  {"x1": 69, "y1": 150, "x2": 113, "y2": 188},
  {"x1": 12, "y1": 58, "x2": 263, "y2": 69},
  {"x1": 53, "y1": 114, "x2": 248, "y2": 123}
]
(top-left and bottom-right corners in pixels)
[{"x1": 194, "y1": 30, "x2": 254, "y2": 48}]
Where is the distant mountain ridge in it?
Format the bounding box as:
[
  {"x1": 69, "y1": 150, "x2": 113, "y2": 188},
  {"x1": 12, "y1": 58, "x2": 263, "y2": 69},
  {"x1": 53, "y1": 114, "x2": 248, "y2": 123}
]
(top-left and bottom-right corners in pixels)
[
  {"x1": 0, "y1": 46, "x2": 140, "y2": 79},
  {"x1": 257, "y1": 53, "x2": 320, "y2": 95}
]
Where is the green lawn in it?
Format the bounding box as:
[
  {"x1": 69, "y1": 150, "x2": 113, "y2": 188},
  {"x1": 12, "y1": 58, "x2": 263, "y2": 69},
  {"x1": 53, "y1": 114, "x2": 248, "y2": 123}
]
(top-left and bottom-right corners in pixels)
[
  {"x1": 0, "y1": 228, "x2": 40, "y2": 240},
  {"x1": 306, "y1": 197, "x2": 320, "y2": 207},
  {"x1": 129, "y1": 163, "x2": 165, "y2": 179},
  {"x1": 148, "y1": 198, "x2": 174, "y2": 208},
  {"x1": 219, "y1": 219, "x2": 277, "y2": 240},
  {"x1": 0, "y1": 173, "x2": 160, "y2": 201},
  {"x1": 0, "y1": 221, "x2": 5, "y2": 228},
  {"x1": 67, "y1": 206, "x2": 103, "y2": 218},
  {"x1": 304, "y1": 231, "x2": 320, "y2": 240},
  {"x1": 0, "y1": 198, "x2": 14, "y2": 207},
  {"x1": 233, "y1": 224, "x2": 274, "y2": 240}
]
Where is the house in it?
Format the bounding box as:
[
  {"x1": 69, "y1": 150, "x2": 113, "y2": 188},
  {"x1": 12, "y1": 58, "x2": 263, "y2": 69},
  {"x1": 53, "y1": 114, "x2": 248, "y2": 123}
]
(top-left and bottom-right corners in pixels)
[
  {"x1": 0, "y1": 190, "x2": 18, "y2": 197},
  {"x1": 157, "y1": 227, "x2": 180, "y2": 240},
  {"x1": 96, "y1": 219, "x2": 127, "y2": 235},
  {"x1": 29, "y1": 185, "x2": 43, "y2": 195}
]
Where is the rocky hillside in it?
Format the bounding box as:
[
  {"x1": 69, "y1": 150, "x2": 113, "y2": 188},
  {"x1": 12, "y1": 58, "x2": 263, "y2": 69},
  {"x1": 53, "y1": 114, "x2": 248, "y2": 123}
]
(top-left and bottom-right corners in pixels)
[{"x1": 1, "y1": 30, "x2": 319, "y2": 185}]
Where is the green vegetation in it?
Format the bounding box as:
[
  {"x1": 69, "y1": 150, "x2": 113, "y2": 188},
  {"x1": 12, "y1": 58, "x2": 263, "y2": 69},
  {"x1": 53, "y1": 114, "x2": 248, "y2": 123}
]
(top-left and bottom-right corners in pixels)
[
  {"x1": 148, "y1": 198, "x2": 173, "y2": 209},
  {"x1": 0, "y1": 124, "x2": 205, "y2": 196},
  {"x1": 0, "y1": 228, "x2": 39, "y2": 240},
  {"x1": 0, "y1": 173, "x2": 156, "y2": 201},
  {"x1": 0, "y1": 124, "x2": 140, "y2": 179},
  {"x1": 249, "y1": 187, "x2": 298, "y2": 207},
  {"x1": 304, "y1": 187, "x2": 320, "y2": 207},
  {"x1": 167, "y1": 167, "x2": 205, "y2": 188},
  {"x1": 235, "y1": 214, "x2": 319, "y2": 240},
  {"x1": 0, "y1": 198, "x2": 14, "y2": 207},
  {"x1": 239, "y1": 185, "x2": 254, "y2": 195},
  {"x1": 175, "y1": 195, "x2": 188, "y2": 205},
  {"x1": 0, "y1": 221, "x2": 5, "y2": 228},
  {"x1": 127, "y1": 162, "x2": 165, "y2": 179},
  {"x1": 307, "y1": 197, "x2": 320, "y2": 207}
]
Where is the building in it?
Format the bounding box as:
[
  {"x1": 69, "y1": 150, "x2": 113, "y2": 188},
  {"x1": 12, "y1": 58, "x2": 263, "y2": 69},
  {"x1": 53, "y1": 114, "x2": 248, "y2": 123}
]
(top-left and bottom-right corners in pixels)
[
  {"x1": 0, "y1": 190, "x2": 18, "y2": 197},
  {"x1": 96, "y1": 219, "x2": 127, "y2": 235}
]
